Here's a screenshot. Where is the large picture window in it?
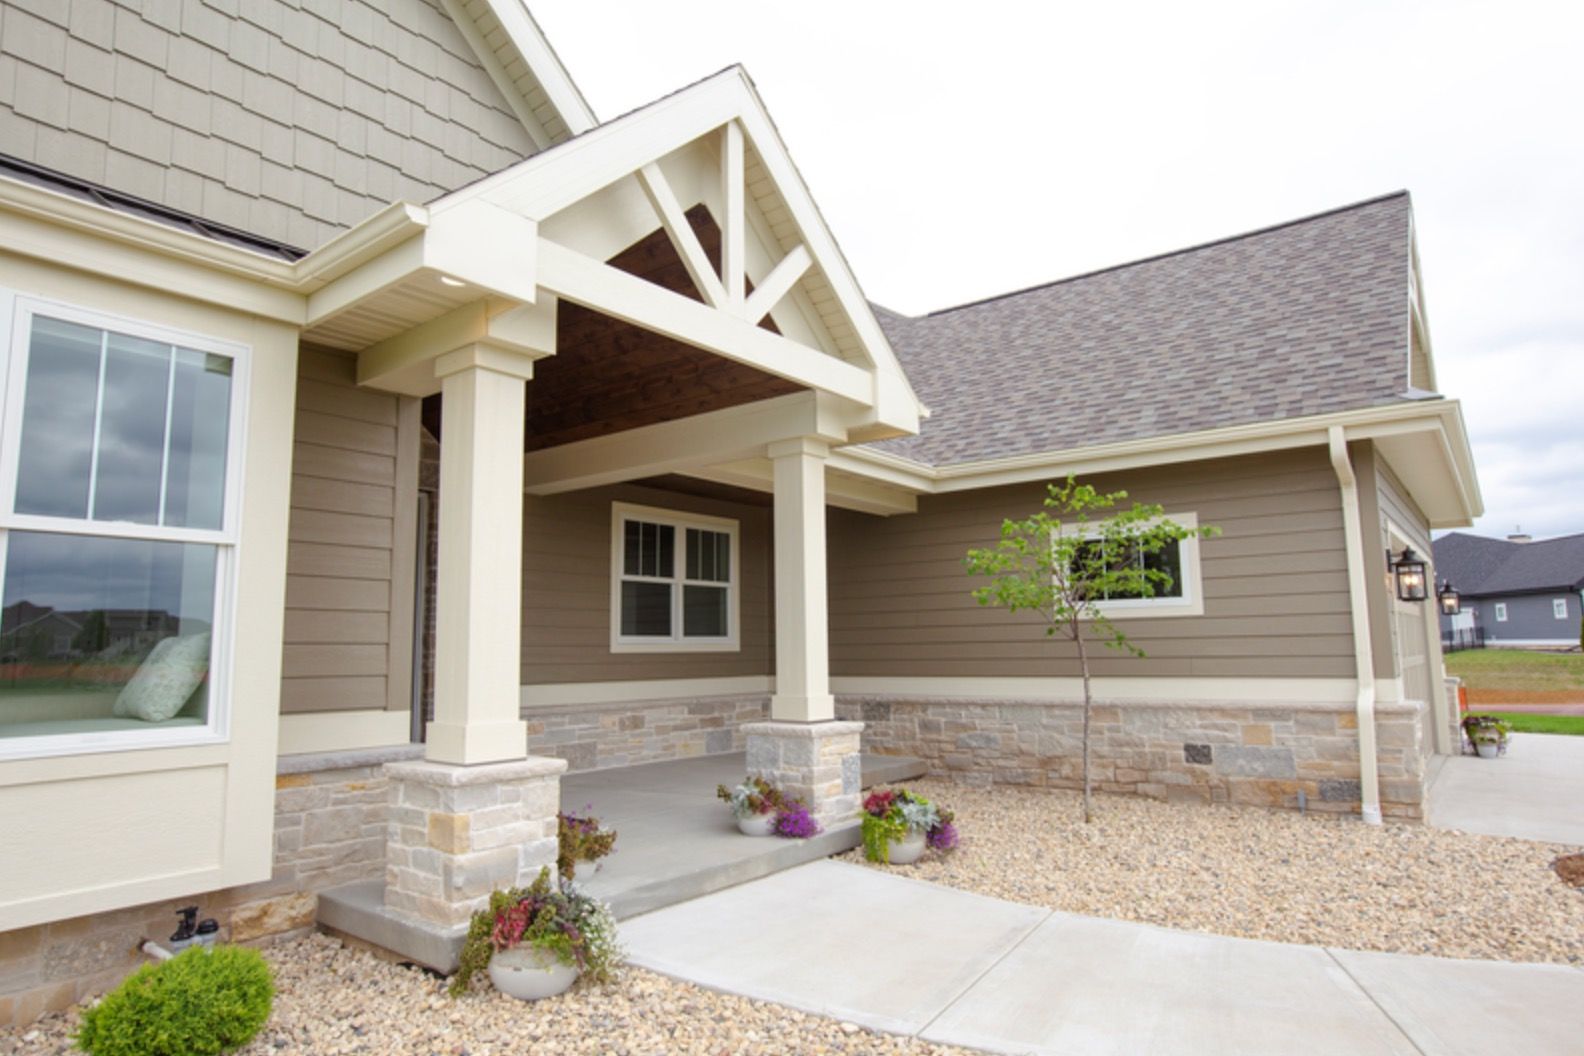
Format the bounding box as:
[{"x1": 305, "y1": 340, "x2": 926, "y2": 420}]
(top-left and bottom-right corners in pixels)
[
  {"x1": 611, "y1": 503, "x2": 738, "y2": 651},
  {"x1": 0, "y1": 295, "x2": 246, "y2": 757}
]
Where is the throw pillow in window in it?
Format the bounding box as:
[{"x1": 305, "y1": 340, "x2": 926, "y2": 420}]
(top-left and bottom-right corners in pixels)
[{"x1": 113, "y1": 634, "x2": 211, "y2": 723}]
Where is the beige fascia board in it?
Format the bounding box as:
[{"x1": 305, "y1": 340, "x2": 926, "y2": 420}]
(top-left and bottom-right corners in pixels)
[
  {"x1": 689, "y1": 459, "x2": 919, "y2": 516},
  {"x1": 357, "y1": 296, "x2": 556, "y2": 395},
  {"x1": 482, "y1": 0, "x2": 598, "y2": 134},
  {"x1": 437, "y1": 0, "x2": 552, "y2": 150},
  {"x1": 292, "y1": 201, "x2": 430, "y2": 289}
]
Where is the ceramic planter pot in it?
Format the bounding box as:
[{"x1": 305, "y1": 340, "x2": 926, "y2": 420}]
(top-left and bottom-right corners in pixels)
[
  {"x1": 571, "y1": 859, "x2": 600, "y2": 883},
  {"x1": 737, "y1": 811, "x2": 777, "y2": 836},
  {"x1": 886, "y1": 830, "x2": 927, "y2": 865},
  {"x1": 488, "y1": 944, "x2": 578, "y2": 1001},
  {"x1": 1475, "y1": 741, "x2": 1501, "y2": 759}
]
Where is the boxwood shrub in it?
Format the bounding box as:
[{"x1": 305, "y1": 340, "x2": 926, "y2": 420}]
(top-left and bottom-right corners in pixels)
[{"x1": 75, "y1": 945, "x2": 274, "y2": 1056}]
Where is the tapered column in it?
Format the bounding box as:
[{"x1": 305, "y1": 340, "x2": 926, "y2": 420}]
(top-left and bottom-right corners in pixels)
[
  {"x1": 426, "y1": 345, "x2": 535, "y2": 765},
  {"x1": 769, "y1": 437, "x2": 834, "y2": 721}
]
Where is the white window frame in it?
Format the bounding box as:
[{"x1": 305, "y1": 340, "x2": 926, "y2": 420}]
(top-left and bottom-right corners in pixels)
[
  {"x1": 1494, "y1": 602, "x2": 1508, "y2": 622},
  {"x1": 1061, "y1": 511, "x2": 1205, "y2": 620},
  {"x1": 1554, "y1": 598, "x2": 1568, "y2": 620},
  {"x1": 610, "y1": 502, "x2": 739, "y2": 653},
  {"x1": 0, "y1": 291, "x2": 249, "y2": 761}
]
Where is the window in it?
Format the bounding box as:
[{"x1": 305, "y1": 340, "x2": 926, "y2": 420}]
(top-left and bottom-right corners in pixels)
[
  {"x1": 1494, "y1": 603, "x2": 1508, "y2": 622},
  {"x1": 611, "y1": 503, "x2": 738, "y2": 651},
  {"x1": 1555, "y1": 598, "x2": 1569, "y2": 620},
  {"x1": 1062, "y1": 511, "x2": 1205, "y2": 619},
  {"x1": 0, "y1": 295, "x2": 246, "y2": 757}
]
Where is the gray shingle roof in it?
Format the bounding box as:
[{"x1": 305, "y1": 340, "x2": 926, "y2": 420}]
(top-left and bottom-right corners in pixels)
[
  {"x1": 1434, "y1": 532, "x2": 1584, "y2": 596},
  {"x1": 867, "y1": 193, "x2": 1420, "y2": 467}
]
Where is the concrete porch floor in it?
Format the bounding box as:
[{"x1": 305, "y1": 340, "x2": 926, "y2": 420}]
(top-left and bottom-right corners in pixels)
[{"x1": 318, "y1": 750, "x2": 924, "y2": 969}]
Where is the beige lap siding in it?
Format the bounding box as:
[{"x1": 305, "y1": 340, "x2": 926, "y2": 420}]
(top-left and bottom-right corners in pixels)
[
  {"x1": 281, "y1": 347, "x2": 419, "y2": 715},
  {"x1": 828, "y1": 448, "x2": 1356, "y2": 679},
  {"x1": 519, "y1": 483, "x2": 773, "y2": 685}
]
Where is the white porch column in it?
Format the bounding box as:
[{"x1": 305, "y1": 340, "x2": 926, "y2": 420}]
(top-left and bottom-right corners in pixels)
[
  {"x1": 768, "y1": 437, "x2": 834, "y2": 722},
  {"x1": 426, "y1": 345, "x2": 535, "y2": 765}
]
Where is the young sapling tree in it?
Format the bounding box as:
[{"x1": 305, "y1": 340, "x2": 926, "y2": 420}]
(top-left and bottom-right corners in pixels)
[{"x1": 964, "y1": 477, "x2": 1218, "y2": 823}]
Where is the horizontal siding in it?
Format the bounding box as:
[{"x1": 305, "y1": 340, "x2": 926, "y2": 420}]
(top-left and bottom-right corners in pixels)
[
  {"x1": 521, "y1": 484, "x2": 773, "y2": 685},
  {"x1": 280, "y1": 348, "x2": 414, "y2": 715},
  {"x1": 829, "y1": 448, "x2": 1357, "y2": 681}
]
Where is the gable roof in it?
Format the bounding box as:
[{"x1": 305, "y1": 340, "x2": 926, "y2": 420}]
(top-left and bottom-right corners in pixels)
[
  {"x1": 1434, "y1": 531, "x2": 1584, "y2": 596},
  {"x1": 865, "y1": 192, "x2": 1419, "y2": 467}
]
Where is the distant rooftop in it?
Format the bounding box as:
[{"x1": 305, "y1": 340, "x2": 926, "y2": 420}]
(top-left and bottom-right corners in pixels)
[{"x1": 1434, "y1": 531, "x2": 1584, "y2": 596}]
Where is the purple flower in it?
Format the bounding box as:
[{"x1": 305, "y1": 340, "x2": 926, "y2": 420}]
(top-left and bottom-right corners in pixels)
[
  {"x1": 774, "y1": 804, "x2": 822, "y2": 839},
  {"x1": 927, "y1": 821, "x2": 958, "y2": 851}
]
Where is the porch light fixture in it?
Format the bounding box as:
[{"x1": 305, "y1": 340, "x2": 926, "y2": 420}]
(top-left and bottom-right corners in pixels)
[
  {"x1": 1437, "y1": 580, "x2": 1461, "y2": 616},
  {"x1": 438, "y1": 274, "x2": 467, "y2": 288},
  {"x1": 1387, "y1": 547, "x2": 1428, "y2": 603}
]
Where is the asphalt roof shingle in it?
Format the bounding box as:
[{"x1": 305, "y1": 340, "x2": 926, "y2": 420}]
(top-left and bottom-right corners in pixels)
[
  {"x1": 1434, "y1": 532, "x2": 1584, "y2": 596},
  {"x1": 867, "y1": 192, "x2": 1420, "y2": 467}
]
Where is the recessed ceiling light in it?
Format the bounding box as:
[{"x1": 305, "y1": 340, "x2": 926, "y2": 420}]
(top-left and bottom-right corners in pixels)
[{"x1": 438, "y1": 275, "x2": 467, "y2": 288}]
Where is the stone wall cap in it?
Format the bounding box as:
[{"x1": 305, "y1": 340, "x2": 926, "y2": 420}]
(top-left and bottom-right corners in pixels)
[
  {"x1": 740, "y1": 720, "x2": 865, "y2": 738},
  {"x1": 384, "y1": 755, "x2": 569, "y2": 785},
  {"x1": 278, "y1": 743, "x2": 424, "y2": 775}
]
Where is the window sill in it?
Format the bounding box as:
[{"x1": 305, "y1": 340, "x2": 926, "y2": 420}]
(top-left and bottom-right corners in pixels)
[{"x1": 609, "y1": 639, "x2": 741, "y2": 654}]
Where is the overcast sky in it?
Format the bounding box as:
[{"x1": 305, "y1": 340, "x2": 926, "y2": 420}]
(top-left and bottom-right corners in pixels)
[{"x1": 532, "y1": 0, "x2": 1584, "y2": 542}]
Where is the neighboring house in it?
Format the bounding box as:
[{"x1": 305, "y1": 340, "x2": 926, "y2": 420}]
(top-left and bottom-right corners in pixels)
[
  {"x1": 1434, "y1": 532, "x2": 1584, "y2": 648},
  {"x1": 0, "y1": 0, "x2": 1480, "y2": 1026}
]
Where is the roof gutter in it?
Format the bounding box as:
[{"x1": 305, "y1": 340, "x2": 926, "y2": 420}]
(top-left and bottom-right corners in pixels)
[{"x1": 1328, "y1": 425, "x2": 1383, "y2": 826}]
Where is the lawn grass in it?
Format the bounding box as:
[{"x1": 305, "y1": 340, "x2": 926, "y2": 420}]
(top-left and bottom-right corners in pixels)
[
  {"x1": 1444, "y1": 649, "x2": 1584, "y2": 693},
  {"x1": 1479, "y1": 712, "x2": 1584, "y2": 737}
]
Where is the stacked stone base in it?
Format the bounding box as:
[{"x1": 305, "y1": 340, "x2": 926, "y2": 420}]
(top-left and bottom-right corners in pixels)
[
  {"x1": 839, "y1": 697, "x2": 1428, "y2": 820},
  {"x1": 744, "y1": 720, "x2": 864, "y2": 830},
  {"x1": 527, "y1": 695, "x2": 770, "y2": 772}
]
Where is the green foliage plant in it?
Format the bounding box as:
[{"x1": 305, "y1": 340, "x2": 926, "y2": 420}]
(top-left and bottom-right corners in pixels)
[
  {"x1": 860, "y1": 787, "x2": 957, "y2": 861},
  {"x1": 556, "y1": 810, "x2": 617, "y2": 882},
  {"x1": 1461, "y1": 713, "x2": 1513, "y2": 750},
  {"x1": 451, "y1": 867, "x2": 622, "y2": 997},
  {"x1": 74, "y1": 946, "x2": 273, "y2": 1056},
  {"x1": 715, "y1": 776, "x2": 785, "y2": 818},
  {"x1": 964, "y1": 476, "x2": 1219, "y2": 823}
]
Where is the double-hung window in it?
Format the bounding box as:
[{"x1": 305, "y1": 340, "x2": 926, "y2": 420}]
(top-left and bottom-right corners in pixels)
[
  {"x1": 1554, "y1": 598, "x2": 1569, "y2": 620},
  {"x1": 611, "y1": 503, "x2": 738, "y2": 651},
  {"x1": 0, "y1": 294, "x2": 246, "y2": 758}
]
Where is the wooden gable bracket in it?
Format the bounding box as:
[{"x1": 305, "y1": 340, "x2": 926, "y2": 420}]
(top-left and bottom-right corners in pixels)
[{"x1": 635, "y1": 121, "x2": 812, "y2": 326}]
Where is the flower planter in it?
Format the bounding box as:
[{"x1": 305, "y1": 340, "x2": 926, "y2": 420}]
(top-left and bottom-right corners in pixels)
[
  {"x1": 886, "y1": 830, "x2": 927, "y2": 865},
  {"x1": 1475, "y1": 742, "x2": 1500, "y2": 759},
  {"x1": 488, "y1": 945, "x2": 578, "y2": 1001},
  {"x1": 571, "y1": 859, "x2": 600, "y2": 883},
  {"x1": 737, "y1": 812, "x2": 777, "y2": 836}
]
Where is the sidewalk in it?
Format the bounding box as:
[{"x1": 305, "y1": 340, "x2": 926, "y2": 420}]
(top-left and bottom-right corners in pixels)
[
  {"x1": 620, "y1": 860, "x2": 1584, "y2": 1056},
  {"x1": 1428, "y1": 732, "x2": 1584, "y2": 844}
]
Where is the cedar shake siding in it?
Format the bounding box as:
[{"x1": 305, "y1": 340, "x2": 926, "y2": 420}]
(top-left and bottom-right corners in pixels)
[
  {"x1": 0, "y1": 0, "x2": 539, "y2": 251},
  {"x1": 828, "y1": 448, "x2": 1356, "y2": 680},
  {"x1": 282, "y1": 347, "x2": 419, "y2": 715},
  {"x1": 520, "y1": 484, "x2": 774, "y2": 686}
]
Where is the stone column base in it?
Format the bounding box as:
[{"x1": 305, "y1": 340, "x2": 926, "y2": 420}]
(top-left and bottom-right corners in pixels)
[
  {"x1": 382, "y1": 755, "x2": 567, "y2": 929},
  {"x1": 743, "y1": 720, "x2": 864, "y2": 830}
]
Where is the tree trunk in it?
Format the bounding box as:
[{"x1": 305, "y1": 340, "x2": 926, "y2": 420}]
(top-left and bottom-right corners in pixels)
[{"x1": 1074, "y1": 622, "x2": 1093, "y2": 824}]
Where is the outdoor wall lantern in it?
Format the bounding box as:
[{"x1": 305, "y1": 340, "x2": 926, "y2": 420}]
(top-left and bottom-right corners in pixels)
[
  {"x1": 1387, "y1": 547, "x2": 1428, "y2": 602},
  {"x1": 1437, "y1": 580, "x2": 1461, "y2": 616}
]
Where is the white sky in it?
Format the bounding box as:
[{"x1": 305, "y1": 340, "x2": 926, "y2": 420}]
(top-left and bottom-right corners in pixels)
[{"x1": 531, "y1": 0, "x2": 1584, "y2": 541}]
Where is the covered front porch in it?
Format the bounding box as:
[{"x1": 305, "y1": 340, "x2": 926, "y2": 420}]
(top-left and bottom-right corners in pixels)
[{"x1": 297, "y1": 68, "x2": 927, "y2": 966}]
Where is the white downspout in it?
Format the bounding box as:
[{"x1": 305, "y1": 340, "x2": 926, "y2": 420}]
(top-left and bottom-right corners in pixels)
[{"x1": 1328, "y1": 427, "x2": 1383, "y2": 825}]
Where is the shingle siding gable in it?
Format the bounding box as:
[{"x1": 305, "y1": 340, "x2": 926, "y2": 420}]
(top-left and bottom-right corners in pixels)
[{"x1": 0, "y1": 0, "x2": 540, "y2": 251}]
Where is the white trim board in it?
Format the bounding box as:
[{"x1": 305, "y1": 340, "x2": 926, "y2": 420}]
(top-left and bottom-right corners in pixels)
[
  {"x1": 277, "y1": 710, "x2": 414, "y2": 756},
  {"x1": 521, "y1": 676, "x2": 773, "y2": 708},
  {"x1": 830, "y1": 676, "x2": 1369, "y2": 706}
]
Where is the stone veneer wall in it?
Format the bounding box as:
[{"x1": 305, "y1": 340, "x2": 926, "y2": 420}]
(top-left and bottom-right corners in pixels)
[
  {"x1": 837, "y1": 697, "x2": 1428, "y2": 820},
  {"x1": 526, "y1": 695, "x2": 770, "y2": 773},
  {"x1": 0, "y1": 749, "x2": 411, "y2": 1028}
]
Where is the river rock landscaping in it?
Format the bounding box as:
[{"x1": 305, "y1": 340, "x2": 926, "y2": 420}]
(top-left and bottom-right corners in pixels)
[{"x1": 842, "y1": 778, "x2": 1584, "y2": 965}]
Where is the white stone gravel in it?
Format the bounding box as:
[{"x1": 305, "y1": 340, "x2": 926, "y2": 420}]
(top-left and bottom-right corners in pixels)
[
  {"x1": 1, "y1": 932, "x2": 976, "y2": 1056},
  {"x1": 843, "y1": 779, "x2": 1584, "y2": 965}
]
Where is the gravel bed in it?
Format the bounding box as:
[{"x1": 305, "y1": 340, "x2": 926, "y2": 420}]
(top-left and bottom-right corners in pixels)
[
  {"x1": 1, "y1": 932, "x2": 975, "y2": 1056},
  {"x1": 842, "y1": 779, "x2": 1584, "y2": 965}
]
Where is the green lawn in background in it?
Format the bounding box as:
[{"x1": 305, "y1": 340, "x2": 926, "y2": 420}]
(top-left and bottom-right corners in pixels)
[
  {"x1": 1444, "y1": 649, "x2": 1584, "y2": 693},
  {"x1": 1480, "y1": 712, "x2": 1584, "y2": 737}
]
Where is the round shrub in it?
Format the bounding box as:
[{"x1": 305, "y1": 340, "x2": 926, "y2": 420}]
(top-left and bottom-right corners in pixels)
[{"x1": 75, "y1": 945, "x2": 274, "y2": 1056}]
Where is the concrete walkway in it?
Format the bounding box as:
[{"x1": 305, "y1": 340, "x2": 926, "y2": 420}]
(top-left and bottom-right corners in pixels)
[
  {"x1": 1427, "y1": 733, "x2": 1584, "y2": 844},
  {"x1": 621, "y1": 860, "x2": 1584, "y2": 1056}
]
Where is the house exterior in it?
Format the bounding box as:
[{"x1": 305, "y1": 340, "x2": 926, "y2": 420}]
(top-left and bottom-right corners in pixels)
[
  {"x1": 1434, "y1": 532, "x2": 1584, "y2": 648},
  {"x1": 0, "y1": 0, "x2": 1480, "y2": 1026}
]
